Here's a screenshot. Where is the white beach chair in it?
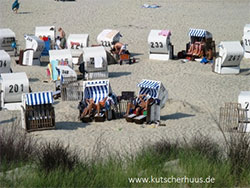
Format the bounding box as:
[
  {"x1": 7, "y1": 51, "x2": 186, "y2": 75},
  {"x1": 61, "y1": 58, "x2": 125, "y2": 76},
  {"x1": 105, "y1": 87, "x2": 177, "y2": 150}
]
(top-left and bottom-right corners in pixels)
[
  {"x1": 35, "y1": 26, "x2": 56, "y2": 44},
  {"x1": 127, "y1": 79, "x2": 168, "y2": 124},
  {"x1": 0, "y1": 50, "x2": 11, "y2": 74},
  {"x1": 82, "y1": 46, "x2": 108, "y2": 80},
  {"x1": 22, "y1": 35, "x2": 45, "y2": 66},
  {"x1": 147, "y1": 29, "x2": 173, "y2": 60},
  {"x1": 0, "y1": 28, "x2": 16, "y2": 56},
  {"x1": 242, "y1": 24, "x2": 250, "y2": 58},
  {"x1": 21, "y1": 91, "x2": 55, "y2": 132},
  {"x1": 67, "y1": 34, "x2": 89, "y2": 64},
  {"x1": 0, "y1": 72, "x2": 29, "y2": 110},
  {"x1": 238, "y1": 91, "x2": 250, "y2": 132},
  {"x1": 97, "y1": 29, "x2": 121, "y2": 50},
  {"x1": 214, "y1": 41, "x2": 244, "y2": 74}
]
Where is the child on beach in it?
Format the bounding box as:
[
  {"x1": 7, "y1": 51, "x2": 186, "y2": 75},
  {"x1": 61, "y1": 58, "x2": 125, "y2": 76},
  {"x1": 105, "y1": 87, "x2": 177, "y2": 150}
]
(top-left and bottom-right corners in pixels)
[{"x1": 12, "y1": 0, "x2": 20, "y2": 13}]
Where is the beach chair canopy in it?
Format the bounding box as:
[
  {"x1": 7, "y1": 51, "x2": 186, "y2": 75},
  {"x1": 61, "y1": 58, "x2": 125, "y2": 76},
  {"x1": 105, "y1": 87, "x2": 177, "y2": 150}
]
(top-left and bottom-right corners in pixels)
[
  {"x1": 148, "y1": 30, "x2": 171, "y2": 54},
  {"x1": 244, "y1": 24, "x2": 250, "y2": 35},
  {"x1": 97, "y1": 29, "x2": 121, "y2": 47},
  {"x1": 49, "y1": 49, "x2": 73, "y2": 67},
  {"x1": 24, "y1": 35, "x2": 45, "y2": 58},
  {"x1": 35, "y1": 26, "x2": 56, "y2": 42},
  {"x1": 0, "y1": 72, "x2": 29, "y2": 103},
  {"x1": 0, "y1": 28, "x2": 16, "y2": 51},
  {"x1": 83, "y1": 79, "x2": 110, "y2": 104},
  {"x1": 0, "y1": 28, "x2": 15, "y2": 40},
  {"x1": 242, "y1": 32, "x2": 250, "y2": 52},
  {"x1": 0, "y1": 50, "x2": 11, "y2": 73},
  {"x1": 218, "y1": 41, "x2": 244, "y2": 67},
  {"x1": 23, "y1": 91, "x2": 53, "y2": 106},
  {"x1": 188, "y1": 28, "x2": 212, "y2": 39},
  {"x1": 138, "y1": 79, "x2": 160, "y2": 99},
  {"x1": 137, "y1": 79, "x2": 168, "y2": 108}
]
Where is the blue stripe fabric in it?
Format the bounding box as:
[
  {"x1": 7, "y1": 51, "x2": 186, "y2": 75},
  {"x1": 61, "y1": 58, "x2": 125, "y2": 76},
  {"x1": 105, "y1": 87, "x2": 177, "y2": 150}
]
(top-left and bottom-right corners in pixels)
[
  {"x1": 188, "y1": 28, "x2": 206, "y2": 37},
  {"x1": 138, "y1": 79, "x2": 161, "y2": 99},
  {"x1": 25, "y1": 91, "x2": 53, "y2": 105},
  {"x1": 83, "y1": 80, "x2": 109, "y2": 104},
  {"x1": 137, "y1": 79, "x2": 160, "y2": 90}
]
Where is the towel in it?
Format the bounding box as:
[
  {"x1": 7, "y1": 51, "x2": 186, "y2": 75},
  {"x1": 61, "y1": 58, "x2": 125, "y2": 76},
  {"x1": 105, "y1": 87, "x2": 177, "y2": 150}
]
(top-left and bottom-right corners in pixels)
[
  {"x1": 94, "y1": 56, "x2": 103, "y2": 68},
  {"x1": 158, "y1": 30, "x2": 171, "y2": 37}
]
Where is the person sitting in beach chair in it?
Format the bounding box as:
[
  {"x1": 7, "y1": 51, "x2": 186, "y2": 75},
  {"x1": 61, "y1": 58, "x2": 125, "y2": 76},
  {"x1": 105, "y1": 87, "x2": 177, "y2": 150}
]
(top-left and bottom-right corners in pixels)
[
  {"x1": 124, "y1": 94, "x2": 153, "y2": 117},
  {"x1": 111, "y1": 41, "x2": 129, "y2": 55},
  {"x1": 96, "y1": 92, "x2": 118, "y2": 118},
  {"x1": 79, "y1": 98, "x2": 97, "y2": 119}
]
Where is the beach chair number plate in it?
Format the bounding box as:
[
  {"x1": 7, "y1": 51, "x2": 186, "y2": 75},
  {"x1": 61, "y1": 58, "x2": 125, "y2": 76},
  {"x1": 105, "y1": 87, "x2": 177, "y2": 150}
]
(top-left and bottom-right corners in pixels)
[
  {"x1": 0, "y1": 60, "x2": 7, "y2": 67},
  {"x1": 101, "y1": 41, "x2": 111, "y2": 47},
  {"x1": 228, "y1": 55, "x2": 241, "y2": 61},
  {"x1": 150, "y1": 42, "x2": 163, "y2": 48},
  {"x1": 70, "y1": 42, "x2": 83, "y2": 49},
  {"x1": 1, "y1": 38, "x2": 15, "y2": 47},
  {"x1": 244, "y1": 39, "x2": 250, "y2": 46},
  {"x1": 9, "y1": 84, "x2": 24, "y2": 93}
]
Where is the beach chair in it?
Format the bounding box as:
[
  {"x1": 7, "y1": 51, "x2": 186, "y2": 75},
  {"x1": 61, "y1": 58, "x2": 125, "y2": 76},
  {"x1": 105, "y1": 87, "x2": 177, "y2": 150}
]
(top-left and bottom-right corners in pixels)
[
  {"x1": 22, "y1": 35, "x2": 45, "y2": 66},
  {"x1": 35, "y1": 26, "x2": 56, "y2": 61},
  {"x1": 0, "y1": 28, "x2": 16, "y2": 56},
  {"x1": 21, "y1": 91, "x2": 55, "y2": 132},
  {"x1": 82, "y1": 46, "x2": 108, "y2": 80},
  {"x1": 67, "y1": 34, "x2": 89, "y2": 64},
  {"x1": 0, "y1": 72, "x2": 29, "y2": 110},
  {"x1": 214, "y1": 41, "x2": 243, "y2": 74},
  {"x1": 0, "y1": 50, "x2": 11, "y2": 74},
  {"x1": 97, "y1": 29, "x2": 121, "y2": 50},
  {"x1": 79, "y1": 79, "x2": 117, "y2": 122},
  {"x1": 238, "y1": 91, "x2": 250, "y2": 132},
  {"x1": 186, "y1": 28, "x2": 215, "y2": 60},
  {"x1": 148, "y1": 29, "x2": 174, "y2": 60},
  {"x1": 126, "y1": 79, "x2": 168, "y2": 124},
  {"x1": 242, "y1": 24, "x2": 250, "y2": 58}
]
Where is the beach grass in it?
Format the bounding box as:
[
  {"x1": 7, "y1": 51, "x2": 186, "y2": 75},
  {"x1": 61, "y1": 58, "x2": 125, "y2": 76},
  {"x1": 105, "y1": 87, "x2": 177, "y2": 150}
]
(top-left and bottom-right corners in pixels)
[{"x1": 1, "y1": 125, "x2": 250, "y2": 187}]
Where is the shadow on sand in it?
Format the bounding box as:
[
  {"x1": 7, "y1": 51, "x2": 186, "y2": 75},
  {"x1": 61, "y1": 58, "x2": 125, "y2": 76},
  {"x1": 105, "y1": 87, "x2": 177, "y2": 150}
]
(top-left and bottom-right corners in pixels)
[
  {"x1": 0, "y1": 117, "x2": 17, "y2": 125},
  {"x1": 56, "y1": 121, "x2": 90, "y2": 130},
  {"x1": 161, "y1": 113, "x2": 195, "y2": 120},
  {"x1": 109, "y1": 72, "x2": 131, "y2": 78},
  {"x1": 17, "y1": 12, "x2": 32, "y2": 14}
]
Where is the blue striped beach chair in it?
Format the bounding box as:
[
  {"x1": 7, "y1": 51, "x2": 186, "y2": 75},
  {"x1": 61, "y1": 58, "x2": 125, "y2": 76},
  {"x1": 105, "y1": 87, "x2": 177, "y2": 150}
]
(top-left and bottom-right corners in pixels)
[
  {"x1": 186, "y1": 28, "x2": 215, "y2": 60},
  {"x1": 21, "y1": 91, "x2": 55, "y2": 132},
  {"x1": 79, "y1": 79, "x2": 115, "y2": 122},
  {"x1": 127, "y1": 79, "x2": 168, "y2": 124}
]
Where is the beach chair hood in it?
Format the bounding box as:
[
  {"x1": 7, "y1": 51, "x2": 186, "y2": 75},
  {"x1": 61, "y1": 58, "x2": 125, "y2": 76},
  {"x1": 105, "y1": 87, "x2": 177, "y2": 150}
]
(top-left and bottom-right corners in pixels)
[
  {"x1": 83, "y1": 79, "x2": 111, "y2": 104},
  {"x1": 137, "y1": 79, "x2": 168, "y2": 108},
  {"x1": 188, "y1": 28, "x2": 212, "y2": 39},
  {"x1": 22, "y1": 91, "x2": 54, "y2": 106}
]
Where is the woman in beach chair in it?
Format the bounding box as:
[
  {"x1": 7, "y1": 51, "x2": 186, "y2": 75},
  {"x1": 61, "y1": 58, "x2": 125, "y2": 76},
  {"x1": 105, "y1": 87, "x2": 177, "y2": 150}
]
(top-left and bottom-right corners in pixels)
[
  {"x1": 80, "y1": 98, "x2": 97, "y2": 119},
  {"x1": 124, "y1": 94, "x2": 153, "y2": 117},
  {"x1": 96, "y1": 93, "x2": 118, "y2": 118}
]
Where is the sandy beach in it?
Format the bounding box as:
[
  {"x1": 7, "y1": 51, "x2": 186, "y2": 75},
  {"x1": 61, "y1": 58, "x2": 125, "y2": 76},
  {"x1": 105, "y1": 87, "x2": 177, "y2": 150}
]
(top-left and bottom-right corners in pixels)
[{"x1": 1, "y1": 0, "x2": 250, "y2": 158}]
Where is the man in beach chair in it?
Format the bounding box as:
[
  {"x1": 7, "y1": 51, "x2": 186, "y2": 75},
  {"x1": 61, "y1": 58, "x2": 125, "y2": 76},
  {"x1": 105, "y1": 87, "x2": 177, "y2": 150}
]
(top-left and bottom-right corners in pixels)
[{"x1": 111, "y1": 41, "x2": 128, "y2": 55}]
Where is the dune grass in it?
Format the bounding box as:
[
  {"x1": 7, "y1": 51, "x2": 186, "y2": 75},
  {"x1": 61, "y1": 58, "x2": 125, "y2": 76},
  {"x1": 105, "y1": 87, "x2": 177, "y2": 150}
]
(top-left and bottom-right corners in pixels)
[{"x1": 1, "y1": 125, "x2": 250, "y2": 187}]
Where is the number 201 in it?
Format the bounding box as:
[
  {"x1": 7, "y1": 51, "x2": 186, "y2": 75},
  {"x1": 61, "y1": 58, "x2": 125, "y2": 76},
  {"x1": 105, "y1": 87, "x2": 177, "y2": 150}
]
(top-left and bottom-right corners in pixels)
[
  {"x1": 150, "y1": 42, "x2": 163, "y2": 48},
  {"x1": 9, "y1": 84, "x2": 24, "y2": 93}
]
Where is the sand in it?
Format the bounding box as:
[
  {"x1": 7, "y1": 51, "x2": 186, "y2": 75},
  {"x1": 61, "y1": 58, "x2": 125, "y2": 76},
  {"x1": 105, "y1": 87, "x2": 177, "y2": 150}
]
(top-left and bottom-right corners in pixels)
[{"x1": 1, "y1": 0, "x2": 250, "y2": 158}]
